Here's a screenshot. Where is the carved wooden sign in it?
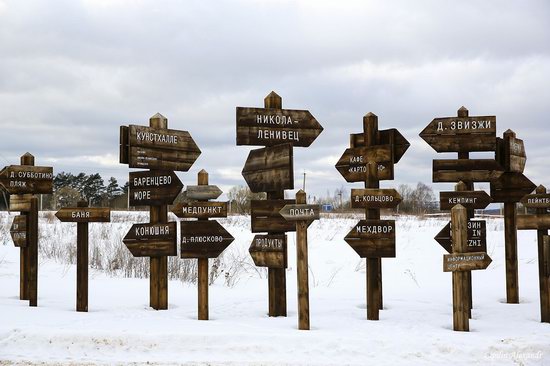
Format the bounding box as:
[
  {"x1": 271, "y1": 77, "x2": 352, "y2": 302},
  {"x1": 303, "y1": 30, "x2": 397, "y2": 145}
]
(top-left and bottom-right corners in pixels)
[
  {"x1": 351, "y1": 188, "x2": 401, "y2": 209},
  {"x1": 490, "y1": 172, "x2": 536, "y2": 203},
  {"x1": 242, "y1": 143, "x2": 294, "y2": 193},
  {"x1": 432, "y1": 159, "x2": 503, "y2": 183},
  {"x1": 439, "y1": 190, "x2": 492, "y2": 211},
  {"x1": 10, "y1": 215, "x2": 27, "y2": 247},
  {"x1": 350, "y1": 128, "x2": 410, "y2": 163},
  {"x1": 344, "y1": 220, "x2": 396, "y2": 258},
  {"x1": 120, "y1": 121, "x2": 201, "y2": 171},
  {"x1": 419, "y1": 115, "x2": 496, "y2": 152},
  {"x1": 443, "y1": 252, "x2": 492, "y2": 272},
  {"x1": 55, "y1": 207, "x2": 111, "y2": 223},
  {"x1": 435, "y1": 220, "x2": 487, "y2": 253},
  {"x1": 517, "y1": 215, "x2": 550, "y2": 231},
  {"x1": 248, "y1": 234, "x2": 287, "y2": 268},
  {"x1": 180, "y1": 220, "x2": 235, "y2": 259},
  {"x1": 185, "y1": 185, "x2": 223, "y2": 200},
  {"x1": 236, "y1": 107, "x2": 323, "y2": 147},
  {"x1": 335, "y1": 145, "x2": 394, "y2": 182},
  {"x1": 129, "y1": 170, "x2": 183, "y2": 206},
  {"x1": 279, "y1": 204, "x2": 320, "y2": 221},
  {"x1": 9, "y1": 195, "x2": 32, "y2": 212},
  {"x1": 520, "y1": 193, "x2": 550, "y2": 209},
  {"x1": 0, "y1": 165, "x2": 53, "y2": 195},
  {"x1": 123, "y1": 222, "x2": 177, "y2": 257},
  {"x1": 496, "y1": 131, "x2": 526, "y2": 173},
  {"x1": 171, "y1": 201, "x2": 228, "y2": 219},
  {"x1": 251, "y1": 199, "x2": 296, "y2": 233}
]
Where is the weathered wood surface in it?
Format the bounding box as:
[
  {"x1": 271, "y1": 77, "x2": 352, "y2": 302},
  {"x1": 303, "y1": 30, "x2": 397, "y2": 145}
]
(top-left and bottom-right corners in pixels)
[
  {"x1": 335, "y1": 145, "x2": 394, "y2": 182},
  {"x1": 242, "y1": 143, "x2": 294, "y2": 193},
  {"x1": 123, "y1": 222, "x2": 177, "y2": 257},
  {"x1": 10, "y1": 215, "x2": 28, "y2": 247},
  {"x1": 55, "y1": 207, "x2": 111, "y2": 223},
  {"x1": 432, "y1": 159, "x2": 503, "y2": 183},
  {"x1": 279, "y1": 204, "x2": 320, "y2": 221},
  {"x1": 490, "y1": 172, "x2": 536, "y2": 203},
  {"x1": 0, "y1": 165, "x2": 53, "y2": 194},
  {"x1": 185, "y1": 185, "x2": 223, "y2": 200},
  {"x1": 419, "y1": 115, "x2": 496, "y2": 153},
  {"x1": 520, "y1": 192, "x2": 550, "y2": 209},
  {"x1": 128, "y1": 146, "x2": 200, "y2": 172},
  {"x1": 249, "y1": 234, "x2": 287, "y2": 268},
  {"x1": 9, "y1": 195, "x2": 32, "y2": 212},
  {"x1": 439, "y1": 190, "x2": 492, "y2": 210},
  {"x1": 180, "y1": 220, "x2": 235, "y2": 258},
  {"x1": 171, "y1": 201, "x2": 228, "y2": 219},
  {"x1": 344, "y1": 219, "x2": 396, "y2": 258},
  {"x1": 351, "y1": 188, "x2": 401, "y2": 209},
  {"x1": 236, "y1": 107, "x2": 323, "y2": 147},
  {"x1": 435, "y1": 220, "x2": 487, "y2": 253},
  {"x1": 350, "y1": 128, "x2": 410, "y2": 163},
  {"x1": 517, "y1": 214, "x2": 550, "y2": 230},
  {"x1": 295, "y1": 190, "x2": 310, "y2": 330},
  {"x1": 444, "y1": 252, "x2": 493, "y2": 272},
  {"x1": 251, "y1": 199, "x2": 296, "y2": 233},
  {"x1": 496, "y1": 130, "x2": 526, "y2": 173},
  {"x1": 450, "y1": 204, "x2": 469, "y2": 331},
  {"x1": 127, "y1": 124, "x2": 201, "y2": 152},
  {"x1": 129, "y1": 170, "x2": 183, "y2": 206}
]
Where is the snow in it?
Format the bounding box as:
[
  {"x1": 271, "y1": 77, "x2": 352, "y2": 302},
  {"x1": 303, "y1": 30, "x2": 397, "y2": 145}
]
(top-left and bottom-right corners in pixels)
[{"x1": 0, "y1": 213, "x2": 549, "y2": 365}]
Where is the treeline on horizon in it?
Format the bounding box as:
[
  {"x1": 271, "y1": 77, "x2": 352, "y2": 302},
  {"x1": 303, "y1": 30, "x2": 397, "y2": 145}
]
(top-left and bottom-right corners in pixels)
[{"x1": 0, "y1": 172, "x2": 439, "y2": 215}]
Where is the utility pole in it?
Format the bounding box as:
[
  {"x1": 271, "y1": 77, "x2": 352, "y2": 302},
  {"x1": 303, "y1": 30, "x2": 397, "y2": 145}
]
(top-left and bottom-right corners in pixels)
[{"x1": 302, "y1": 170, "x2": 306, "y2": 191}]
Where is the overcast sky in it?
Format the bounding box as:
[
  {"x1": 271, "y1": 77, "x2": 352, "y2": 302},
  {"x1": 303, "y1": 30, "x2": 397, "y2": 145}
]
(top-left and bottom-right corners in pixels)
[{"x1": 1, "y1": 0, "x2": 549, "y2": 200}]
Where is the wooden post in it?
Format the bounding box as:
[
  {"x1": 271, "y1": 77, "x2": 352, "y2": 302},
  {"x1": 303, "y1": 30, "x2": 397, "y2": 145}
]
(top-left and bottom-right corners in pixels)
[
  {"x1": 451, "y1": 204, "x2": 469, "y2": 331},
  {"x1": 536, "y1": 185, "x2": 550, "y2": 322},
  {"x1": 19, "y1": 153, "x2": 34, "y2": 301},
  {"x1": 364, "y1": 112, "x2": 381, "y2": 321},
  {"x1": 295, "y1": 189, "x2": 310, "y2": 330},
  {"x1": 197, "y1": 169, "x2": 209, "y2": 320},
  {"x1": 149, "y1": 114, "x2": 169, "y2": 311},
  {"x1": 76, "y1": 200, "x2": 89, "y2": 312},
  {"x1": 455, "y1": 179, "x2": 473, "y2": 318},
  {"x1": 265, "y1": 92, "x2": 287, "y2": 317}
]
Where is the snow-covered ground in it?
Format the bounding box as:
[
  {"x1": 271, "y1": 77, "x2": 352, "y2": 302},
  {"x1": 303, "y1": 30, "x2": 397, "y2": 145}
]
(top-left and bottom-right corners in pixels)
[{"x1": 0, "y1": 213, "x2": 548, "y2": 365}]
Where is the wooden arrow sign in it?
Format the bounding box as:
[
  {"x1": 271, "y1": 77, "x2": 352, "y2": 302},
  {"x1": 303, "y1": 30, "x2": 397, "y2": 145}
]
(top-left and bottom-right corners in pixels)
[
  {"x1": 432, "y1": 159, "x2": 503, "y2": 183},
  {"x1": 439, "y1": 190, "x2": 492, "y2": 210},
  {"x1": 490, "y1": 172, "x2": 537, "y2": 203},
  {"x1": 123, "y1": 222, "x2": 177, "y2": 257},
  {"x1": 351, "y1": 188, "x2": 402, "y2": 209},
  {"x1": 251, "y1": 199, "x2": 296, "y2": 233},
  {"x1": 129, "y1": 170, "x2": 183, "y2": 206},
  {"x1": 435, "y1": 220, "x2": 487, "y2": 253},
  {"x1": 248, "y1": 234, "x2": 287, "y2": 268},
  {"x1": 419, "y1": 115, "x2": 496, "y2": 153},
  {"x1": 171, "y1": 201, "x2": 228, "y2": 219},
  {"x1": 350, "y1": 128, "x2": 410, "y2": 163},
  {"x1": 335, "y1": 145, "x2": 394, "y2": 182},
  {"x1": 10, "y1": 215, "x2": 27, "y2": 247},
  {"x1": 55, "y1": 207, "x2": 111, "y2": 223},
  {"x1": 443, "y1": 252, "x2": 492, "y2": 272},
  {"x1": 279, "y1": 204, "x2": 320, "y2": 221},
  {"x1": 242, "y1": 143, "x2": 294, "y2": 193},
  {"x1": 9, "y1": 195, "x2": 32, "y2": 212},
  {"x1": 344, "y1": 220, "x2": 396, "y2": 258},
  {"x1": 120, "y1": 125, "x2": 201, "y2": 171},
  {"x1": 520, "y1": 193, "x2": 550, "y2": 209},
  {"x1": 496, "y1": 133, "x2": 526, "y2": 173},
  {"x1": 517, "y1": 215, "x2": 550, "y2": 231},
  {"x1": 236, "y1": 107, "x2": 323, "y2": 147},
  {"x1": 186, "y1": 185, "x2": 222, "y2": 200},
  {"x1": 0, "y1": 165, "x2": 53, "y2": 195},
  {"x1": 180, "y1": 220, "x2": 235, "y2": 259}
]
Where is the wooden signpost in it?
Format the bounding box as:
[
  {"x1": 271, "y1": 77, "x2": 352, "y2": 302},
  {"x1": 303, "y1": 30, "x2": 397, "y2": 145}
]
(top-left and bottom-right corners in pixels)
[
  {"x1": 177, "y1": 170, "x2": 234, "y2": 320},
  {"x1": 490, "y1": 129, "x2": 535, "y2": 304},
  {"x1": 517, "y1": 185, "x2": 550, "y2": 323},
  {"x1": 446, "y1": 205, "x2": 493, "y2": 331},
  {"x1": 337, "y1": 112, "x2": 410, "y2": 320},
  {"x1": 237, "y1": 91, "x2": 323, "y2": 317},
  {"x1": 55, "y1": 201, "x2": 111, "y2": 312},
  {"x1": 120, "y1": 113, "x2": 197, "y2": 310},
  {"x1": 2, "y1": 153, "x2": 52, "y2": 307},
  {"x1": 280, "y1": 190, "x2": 320, "y2": 330}
]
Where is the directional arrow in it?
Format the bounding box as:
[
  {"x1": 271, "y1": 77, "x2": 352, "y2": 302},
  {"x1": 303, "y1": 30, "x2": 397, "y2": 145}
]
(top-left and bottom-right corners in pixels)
[
  {"x1": 335, "y1": 145, "x2": 394, "y2": 182},
  {"x1": 55, "y1": 207, "x2": 111, "y2": 223},
  {"x1": 344, "y1": 220, "x2": 396, "y2": 258},
  {"x1": 180, "y1": 220, "x2": 235, "y2": 259},
  {"x1": 432, "y1": 159, "x2": 503, "y2": 183},
  {"x1": 351, "y1": 188, "x2": 402, "y2": 209},
  {"x1": 242, "y1": 143, "x2": 293, "y2": 193},
  {"x1": 186, "y1": 185, "x2": 223, "y2": 200},
  {"x1": 251, "y1": 199, "x2": 296, "y2": 233},
  {"x1": 123, "y1": 222, "x2": 177, "y2": 257},
  {"x1": 520, "y1": 192, "x2": 550, "y2": 209},
  {"x1": 248, "y1": 234, "x2": 287, "y2": 269},
  {"x1": 236, "y1": 107, "x2": 323, "y2": 147},
  {"x1": 350, "y1": 128, "x2": 410, "y2": 163},
  {"x1": 443, "y1": 252, "x2": 492, "y2": 272},
  {"x1": 129, "y1": 170, "x2": 183, "y2": 206},
  {"x1": 419, "y1": 115, "x2": 496, "y2": 153},
  {"x1": 10, "y1": 215, "x2": 27, "y2": 247},
  {"x1": 0, "y1": 165, "x2": 53, "y2": 195},
  {"x1": 439, "y1": 190, "x2": 493, "y2": 211},
  {"x1": 279, "y1": 204, "x2": 320, "y2": 221},
  {"x1": 435, "y1": 220, "x2": 487, "y2": 253},
  {"x1": 517, "y1": 215, "x2": 550, "y2": 231},
  {"x1": 171, "y1": 201, "x2": 228, "y2": 219},
  {"x1": 490, "y1": 172, "x2": 536, "y2": 203}
]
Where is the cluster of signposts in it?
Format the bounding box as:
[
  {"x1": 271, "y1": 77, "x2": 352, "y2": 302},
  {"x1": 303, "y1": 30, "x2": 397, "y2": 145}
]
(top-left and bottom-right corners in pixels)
[{"x1": 1, "y1": 101, "x2": 549, "y2": 333}]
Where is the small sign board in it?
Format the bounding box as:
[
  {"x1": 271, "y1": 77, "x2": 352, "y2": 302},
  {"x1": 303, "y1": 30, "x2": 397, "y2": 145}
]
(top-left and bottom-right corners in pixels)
[
  {"x1": 350, "y1": 128, "x2": 410, "y2": 163},
  {"x1": 439, "y1": 190, "x2": 492, "y2": 211},
  {"x1": 129, "y1": 170, "x2": 183, "y2": 206},
  {"x1": 344, "y1": 220, "x2": 396, "y2": 258},
  {"x1": 490, "y1": 172, "x2": 536, "y2": 203},
  {"x1": 171, "y1": 201, "x2": 228, "y2": 219},
  {"x1": 335, "y1": 145, "x2": 394, "y2": 182},
  {"x1": 496, "y1": 134, "x2": 526, "y2": 173},
  {"x1": 251, "y1": 199, "x2": 296, "y2": 233},
  {"x1": 10, "y1": 215, "x2": 27, "y2": 247},
  {"x1": 55, "y1": 207, "x2": 111, "y2": 223},
  {"x1": 242, "y1": 143, "x2": 294, "y2": 193},
  {"x1": 435, "y1": 220, "x2": 487, "y2": 253},
  {"x1": 248, "y1": 234, "x2": 287, "y2": 268},
  {"x1": 517, "y1": 214, "x2": 550, "y2": 231},
  {"x1": 185, "y1": 185, "x2": 223, "y2": 201},
  {"x1": 443, "y1": 252, "x2": 492, "y2": 272},
  {"x1": 279, "y1": 204, "x2": 320, "y2": 221},
  {"x1": 0, "y1": 165, "x2": 53, "y2": 195},
  {"x1": 432, "y1": 159, "x2": 503, "y2": 183},
  {"x1": 180, "y1": 220, "x2": 234, "y2": 258},
  {"x1": 9, "y1": 195, "x2": 32, "y2": 212},
  {"x1": 351, "y1": 188, "x2": 402, "y2": 209},
  {"x1": 520, "y1": 194, "x2": 550, "y2": 209},
  {"x1": 123, "y1": 222, "x2": 177, "y2": 257}
]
